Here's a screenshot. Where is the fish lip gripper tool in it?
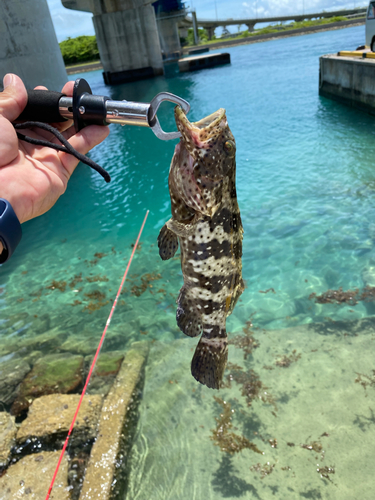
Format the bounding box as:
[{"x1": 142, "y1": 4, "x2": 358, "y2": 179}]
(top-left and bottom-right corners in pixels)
[{"x1": 15, "y1": 78, "x2": 190, "y2": 141}]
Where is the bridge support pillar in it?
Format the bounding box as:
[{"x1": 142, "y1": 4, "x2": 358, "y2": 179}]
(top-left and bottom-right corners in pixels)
[
  {"x1": 206, "y1": 26, "x2": 215, "y2": 40},
  {"x1": 246, "y1": 22, "x2": 256, "y2": 32},
  {"x1": 179, "y1": 27, "x2": 189, "y2": 39},
  {"x1": 156, "y1": 11, "x2": 186, "y2": 60},
  {"x1": 0, "y1": 0, "x2": 67, "y2": 90},
  {"x1": 191, "y1": 10, "x2": 199, "y2": 45},
  {"x1": 62, "y1": 0, "x2": 163, "y2": 84}
]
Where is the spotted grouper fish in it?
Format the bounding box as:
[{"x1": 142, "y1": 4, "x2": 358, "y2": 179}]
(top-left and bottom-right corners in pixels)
[{"x1": 157, "y1": 106, "x2": 244, "y2": 389}]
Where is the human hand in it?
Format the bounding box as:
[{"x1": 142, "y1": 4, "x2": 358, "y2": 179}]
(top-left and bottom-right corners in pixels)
[{"x1": 0, "y1": 73, "x2": 110, "y2": 255}]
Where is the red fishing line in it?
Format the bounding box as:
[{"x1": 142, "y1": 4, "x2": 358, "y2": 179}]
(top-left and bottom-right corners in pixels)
[{"x1": 45, "y1": 210, "x2": 149, "y2": 500}]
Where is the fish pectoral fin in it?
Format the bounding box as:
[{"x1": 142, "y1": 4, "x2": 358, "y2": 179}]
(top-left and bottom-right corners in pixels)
[
  {"x1": 176, "y1": 284, "x2": 203, "y2": 337},
  {"x1": 191, "y1": 335, "x2": 228, "y2": 390},
  {"x1": 166, "y1": 214, "x2": 201, "y2": 238},
  {"x1": 157, "y1": 222, "x2": 179, "y2": 261}
]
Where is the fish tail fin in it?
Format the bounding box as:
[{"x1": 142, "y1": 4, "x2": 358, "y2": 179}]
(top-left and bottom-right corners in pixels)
[{"x1": 191, "y1": 331, "x2": 228, "y2": 390}]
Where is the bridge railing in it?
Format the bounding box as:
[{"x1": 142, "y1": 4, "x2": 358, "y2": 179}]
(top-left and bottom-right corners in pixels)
[{"x1": 194, "y1": 6, "x2": 367, "y2": 23}]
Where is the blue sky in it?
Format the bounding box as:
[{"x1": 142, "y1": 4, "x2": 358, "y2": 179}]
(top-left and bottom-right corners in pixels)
[{"x1": 47, "y1": 0, "x2": 367, "y2": 42}]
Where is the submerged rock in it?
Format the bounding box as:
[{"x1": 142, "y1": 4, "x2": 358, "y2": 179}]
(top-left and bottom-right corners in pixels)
[
  {"x1": 16, "y1": 394, "x2": 102, "y2": 453},
  {"x1": 0, "y1": 357, "x2": 31, "y2": 405},
  {"x1": 85, "y1": 351, "x2": 125, "y2": 396},
  {"x1": 59, "y1": 336, "x2": 96, "y2": 356},
  {"x1": 0, "y1": 451, "x2": 69, "y2": 499},
  {"x1": 0, "y1": 312, "x2": 31, "y2": 338},
  {"x1": 18, "y1": 327, "x2": 67, "y2": 352},
  {"x1": 102, "y1": 327, "x2": 138, "y2": 352},
  {"x1": 30, "y1": 313, "x2": 51, "y2": 334},
  {"x1": 94, "y1": 350, "x2": 125, "y2": 376},
  {"x1": 11, "y1": 353, "x2": 83, "y2": 416},
  {"x1": 0, "y1": 325, "x2": 65, "y2": 359},
  {"x1": 23, "y1": 350, "x2": 43, "y2": 367},
  {"x1": 0, "y1": 339, "x2": 20, "y2": 358},
  {"x1": 0, "y1": 412, "x2": 17, "y2": 470}
]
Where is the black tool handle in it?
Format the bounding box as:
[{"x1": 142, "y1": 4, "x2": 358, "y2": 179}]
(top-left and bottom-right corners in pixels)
[
  {"x1": 14, "y1": 80, "x2": 109, "y2": 132},
  {"x1": 16, "y1": 90, "x2": 67, "y2": 123}
]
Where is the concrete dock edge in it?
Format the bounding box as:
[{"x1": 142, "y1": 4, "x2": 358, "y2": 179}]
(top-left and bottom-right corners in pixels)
[
  {"x1": 319, "y1": 54, "x2": 375, "y2": 115},
  {"x1": 178, "y1": 52, "x2": 230, "y2": 72}
]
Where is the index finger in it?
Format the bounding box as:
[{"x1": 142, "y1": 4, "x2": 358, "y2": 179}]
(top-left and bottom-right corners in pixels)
[
  {"x1": 61, "y1": 81, "x2": 74, "y2": 97},
  {"x1": 35, "y1": 81, "x2": 74, "y2": 96}
]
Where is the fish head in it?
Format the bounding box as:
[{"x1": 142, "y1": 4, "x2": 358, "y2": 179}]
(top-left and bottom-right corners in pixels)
[{"x1": 174, "y1": 106, "x2": 236, "y2": 217}]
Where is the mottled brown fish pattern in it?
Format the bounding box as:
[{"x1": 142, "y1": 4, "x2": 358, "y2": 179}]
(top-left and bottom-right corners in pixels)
[{"x1": 158, "y1": 106, "x2": 244, "y2": 389}]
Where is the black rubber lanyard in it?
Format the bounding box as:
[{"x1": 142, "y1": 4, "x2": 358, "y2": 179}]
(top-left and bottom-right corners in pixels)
[{"x1": 14, "y1": 121, "x2": 111, "y2": 183}]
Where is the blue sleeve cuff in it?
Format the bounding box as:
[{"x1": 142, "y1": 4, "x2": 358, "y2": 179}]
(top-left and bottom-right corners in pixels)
[{"x1": 0, "y1": 199, "x2": 22, "y2": 264}]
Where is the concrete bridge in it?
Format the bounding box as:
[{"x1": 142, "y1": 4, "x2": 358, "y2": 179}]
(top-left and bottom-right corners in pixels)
[
  {"x1": 62, "y1": 0, "x2": 188, "y2": 83},
  {"x1": 62, "y1": 3, "x2": 366, "y2": 84},
  {"x1": 180, "y1": 7, "x2": 367, "y2": 39}
]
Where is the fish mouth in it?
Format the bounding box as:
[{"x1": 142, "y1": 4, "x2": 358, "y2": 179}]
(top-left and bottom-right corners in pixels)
[{"x1": 175, "y1": 106, "x2": 226, "y2": 145}]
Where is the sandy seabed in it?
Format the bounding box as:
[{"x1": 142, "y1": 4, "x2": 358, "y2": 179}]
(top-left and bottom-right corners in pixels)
[{"x1": 127, "y1": 318, "x2": 375, "y2": 500}]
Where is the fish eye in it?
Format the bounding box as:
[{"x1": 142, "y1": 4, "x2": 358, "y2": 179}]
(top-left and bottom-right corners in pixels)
[{"x1": 224, "y1": 140, "x2": 235, "y2": 155}]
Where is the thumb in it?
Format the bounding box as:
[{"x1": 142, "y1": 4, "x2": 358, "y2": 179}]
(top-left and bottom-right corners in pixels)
[{"x1": 0, "y1": 74, "x2": 28, "y2": 122}]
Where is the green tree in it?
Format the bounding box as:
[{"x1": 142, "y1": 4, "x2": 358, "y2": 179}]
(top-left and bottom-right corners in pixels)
[
  {"x1": 59, "y1": 36, "x2": 100, "y2": 66},
  {"x1": 186, "y1": 27, "x2": 209, "y2": 46}
]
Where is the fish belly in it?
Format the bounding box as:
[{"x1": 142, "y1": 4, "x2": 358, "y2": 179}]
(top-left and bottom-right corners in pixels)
[{"x1": 176, "y1": 207, "x2": 244, "y2": 389}]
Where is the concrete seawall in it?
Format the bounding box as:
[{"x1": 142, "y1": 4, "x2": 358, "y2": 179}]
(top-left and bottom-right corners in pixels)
[{"x1": 319, "y1": 54, "x2": 375, "y2": 115}]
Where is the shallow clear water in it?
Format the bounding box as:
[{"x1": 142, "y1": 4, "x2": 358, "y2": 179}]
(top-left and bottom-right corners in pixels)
[{"x1": 2, "y1": 25, "x2": 375, "y2": 499}]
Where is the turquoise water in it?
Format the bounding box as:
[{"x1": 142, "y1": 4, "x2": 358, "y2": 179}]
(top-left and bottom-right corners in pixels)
[
  {"x1": 2, "y1": 25, "x2": 375, "y2": 499},
  {"x1": 2, "y1": 25, "x2": 375, "y2": 335}
]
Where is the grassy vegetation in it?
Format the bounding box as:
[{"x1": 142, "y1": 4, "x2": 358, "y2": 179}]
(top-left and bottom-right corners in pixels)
[
  {"x1": 59, "y1": 35, "x2": 100, "y2": 66},
  {"x1": 186, "y1": 15, "x2": 354, "y2": 47},
  {"x1": 291, "y1": 16, "x2": 348, "y2": 29},
  {"x1": 65, "y1": 60, "x2": 102, "y2": 70}
]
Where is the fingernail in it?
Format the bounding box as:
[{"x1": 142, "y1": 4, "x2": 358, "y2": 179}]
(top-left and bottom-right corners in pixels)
[{"x1": 3, "y1": 74, "x2": 15, "y2": 89}]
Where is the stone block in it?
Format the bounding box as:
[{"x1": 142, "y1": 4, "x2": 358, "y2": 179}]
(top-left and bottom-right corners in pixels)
[
  {"x1": 17, "y1": 394, "x2": 102, "y2": 451},
  {"x1": 0, "y1": 451, "x2": 69, "y2": 499},
  {"x1": 0, "y1": 412, "x2": 17, "y2": 469},
  {"x1": 79, "y1": 341, "x2": 149, "y2": 500},
  {"x1": 0, "y1": 358, "x2": 31, "y2": 405},
  {"x1": 85, "y1": 351, "x2": 126, "y2": 397},
  {"x1": 12, "y1": 354, "x2": 84, "y2": 416}
]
